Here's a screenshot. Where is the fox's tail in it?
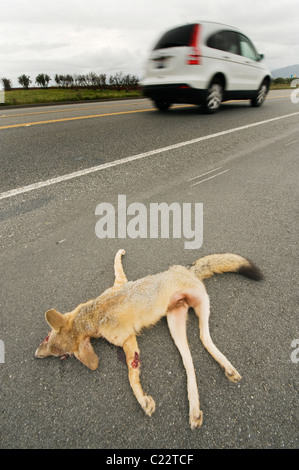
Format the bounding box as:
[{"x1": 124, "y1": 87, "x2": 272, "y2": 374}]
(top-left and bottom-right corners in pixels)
[{"x1": 189, "y1": 253, "x2": 263, "y2": 281}]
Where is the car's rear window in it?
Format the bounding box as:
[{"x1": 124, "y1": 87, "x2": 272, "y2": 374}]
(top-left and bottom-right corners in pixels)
[{"x1": 153, "y1": 24, "x2": 196, "y2": 50}]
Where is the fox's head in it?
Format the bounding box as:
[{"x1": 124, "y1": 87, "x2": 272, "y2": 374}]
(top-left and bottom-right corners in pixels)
[{"x1": 35, "y1": 308, "x2": 99, "y2": 370}]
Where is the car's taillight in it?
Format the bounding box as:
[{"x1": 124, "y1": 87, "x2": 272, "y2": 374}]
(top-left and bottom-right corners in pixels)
[{"x1": 187, "y1": 24, "x2": 201, "y2": 65}]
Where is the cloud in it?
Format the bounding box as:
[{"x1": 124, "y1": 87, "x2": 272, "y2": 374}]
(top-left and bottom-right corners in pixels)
[{"x1": 1, "y1": 0, "x2": 298, "y2": 85}]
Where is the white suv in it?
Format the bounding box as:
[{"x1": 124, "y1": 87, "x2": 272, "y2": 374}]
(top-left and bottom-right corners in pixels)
[{"x1": 142, "y1": 21, "x2": 272, "y2": 113}]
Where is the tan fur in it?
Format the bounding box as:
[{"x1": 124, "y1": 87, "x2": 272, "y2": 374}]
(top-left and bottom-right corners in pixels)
[{"x1": 35, "y1": 249, "x2": 262, "y2": 429}]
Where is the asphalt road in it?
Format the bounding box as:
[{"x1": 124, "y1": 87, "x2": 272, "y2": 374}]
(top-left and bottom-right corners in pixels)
[{"x1": 0, "y1": 91, "x2": 298, "y2": 450}]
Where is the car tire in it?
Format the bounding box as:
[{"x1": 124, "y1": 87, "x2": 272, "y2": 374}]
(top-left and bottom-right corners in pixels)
[
  {"x1": 202, "y1": 81, "x2": 223, "y2": 114},
  {"x1": 251, "y1": 80, "x2": 268, "y2": 107},
  {"x1": 154, "y1": 100, "x2": 171, "y2": 111}
]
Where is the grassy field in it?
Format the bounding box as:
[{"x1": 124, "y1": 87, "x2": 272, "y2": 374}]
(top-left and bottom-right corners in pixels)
[
  {"x1": 0, "y1": 83, "x2": 293, "y2": 107},
  {"x1": 0, "y1": 87, "x2": 142, "y2": 106},
  {"x1": 270, "y1": 83, "x2": 294, "y2": 90}
]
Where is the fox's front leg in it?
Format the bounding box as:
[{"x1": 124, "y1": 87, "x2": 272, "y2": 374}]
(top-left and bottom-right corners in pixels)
[
  {"x1": 123, "y1": 335, "x2": 155, "y2": 417},
  {"x1": 113, "y1": 249, "x2": 128, "y2": 287}
]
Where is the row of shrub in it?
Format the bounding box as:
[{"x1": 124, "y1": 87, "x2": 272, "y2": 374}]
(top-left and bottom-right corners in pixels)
[
  {"x1": 272, "y1": 77, "x2": 297, "y2": 85},
  {"x1": 2, "y1": 74, "x2": 296, "y2": 92},
  {"x1": 1, "y1": 72, "x2": 141, "y2": 91}
]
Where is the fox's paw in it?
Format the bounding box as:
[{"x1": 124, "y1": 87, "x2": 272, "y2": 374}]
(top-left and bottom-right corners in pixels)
[
  {"x1": 190, "y1": 409, "x2": 203, "y2": 430},
  {"x1": 225, "y1": 368, "x2": 242, "y2": 383},
  {"x1": 141, "y1": 395, "x2": 156, "y2": 416}
]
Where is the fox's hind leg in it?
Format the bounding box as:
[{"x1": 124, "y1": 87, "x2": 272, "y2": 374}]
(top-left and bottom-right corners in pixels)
[
  {"x1": 113, "y1": 249, "x2": 128, "y2": 287},
  {"x1": 194, "y1": 291, "x2": 241, "y2": 382},
  {"x1": 167, "y1": 305, "x2": 203, "y2": 429},
  {"x1": 123, "y1": 334, "x2": 155, "y2": 417}
]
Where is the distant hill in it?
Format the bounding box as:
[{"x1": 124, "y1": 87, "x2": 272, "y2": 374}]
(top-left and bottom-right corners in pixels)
[{"x1": 271, "y1": 64, "x2": 299, "y2": 78}]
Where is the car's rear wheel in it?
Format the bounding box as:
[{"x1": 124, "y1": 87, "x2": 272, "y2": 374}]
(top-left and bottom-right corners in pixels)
[
  {"x1": 202, "y1": 81, "x2": 223, "y2": 114},
  {"x1": 251, "y1": 80, "x2": 268, "y2": 107},
  {"x1": 154, "y1": 99, "x2": 171, "y2": 111}
]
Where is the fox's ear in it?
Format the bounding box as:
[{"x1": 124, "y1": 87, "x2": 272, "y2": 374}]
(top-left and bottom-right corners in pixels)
[
  {"x1": 75, "y1": 337, "x2": 99, "y2": 370},
  {"x1": 45, "y1": 308, "x2": 66, "y2": 332}
]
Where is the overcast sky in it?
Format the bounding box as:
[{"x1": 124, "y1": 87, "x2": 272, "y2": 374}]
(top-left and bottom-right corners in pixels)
[{"x1": 1, "y1": 0, "x2": 298, "y2": 86}]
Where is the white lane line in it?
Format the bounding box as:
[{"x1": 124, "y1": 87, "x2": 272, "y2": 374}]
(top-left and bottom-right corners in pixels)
[
  {"x1": 190, "y1": 169, "x2": 230, "y2": 187},
  {"x1": 1, "y1": 111, "x2": 299, "y2": 201},
  {"x1": 285, "y1": 139, "x2": 298, "y2": 146},
  {"x1": 187, "y1": 167, "x2": 223, "y2": 182}
]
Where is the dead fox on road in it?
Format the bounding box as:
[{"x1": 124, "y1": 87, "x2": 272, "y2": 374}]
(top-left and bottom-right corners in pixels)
[{"x1": 35, "y1": 249, "x2": 262, "y2": 429}]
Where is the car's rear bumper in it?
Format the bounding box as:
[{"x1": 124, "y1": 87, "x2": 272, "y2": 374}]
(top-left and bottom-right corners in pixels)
[{"x1": 142, "y1": 84, "x2": 205, "y2": 104}]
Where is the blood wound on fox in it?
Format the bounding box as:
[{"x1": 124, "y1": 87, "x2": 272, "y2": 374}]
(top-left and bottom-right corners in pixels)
[
  {"x1": 131, "y1": 352, "x2": 140, "y2": 368},
  {"x1": 42, "y1": 332, "x2": 51, "y2": 344}
]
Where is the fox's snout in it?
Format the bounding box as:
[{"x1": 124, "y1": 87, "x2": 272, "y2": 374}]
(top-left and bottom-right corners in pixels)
[
  {"x1": 35, "y1": 332, "x2": 51, "y2": 358},
  {"x1": 35, "y1": 346, "x2": 48, "y2": 358},
  {"x1": 35, "y1": 343, "x2": 49, "y2": 358}
]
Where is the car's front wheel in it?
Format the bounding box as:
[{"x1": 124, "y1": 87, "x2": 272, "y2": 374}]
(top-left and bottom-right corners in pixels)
[
  {"x1": 202, "y1": 81, "x2": 223, "y2": 114},
  {"x1": 251, "y1": 80, "x2": 268, "y2": 107}
]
